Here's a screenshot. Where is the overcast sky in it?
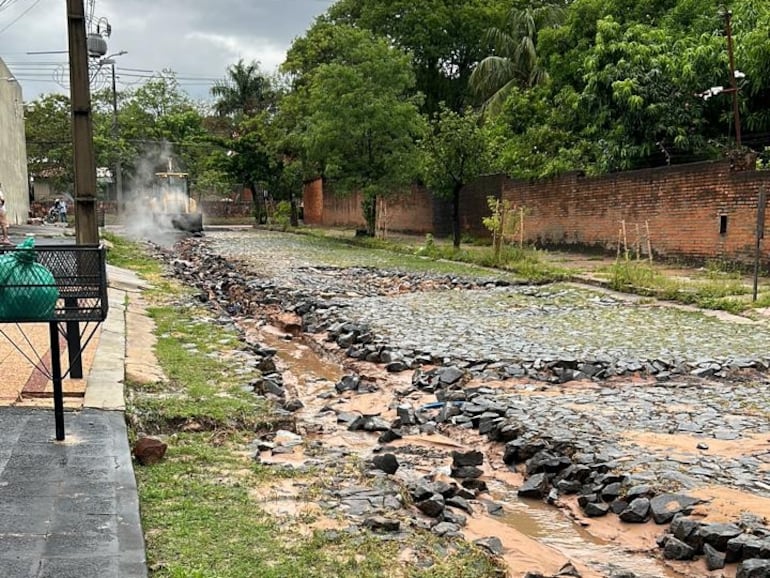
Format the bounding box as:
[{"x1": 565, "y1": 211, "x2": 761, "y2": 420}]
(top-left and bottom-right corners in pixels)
[{"x1": 0, "y1": 0, "x2": 336, "y2": 102}]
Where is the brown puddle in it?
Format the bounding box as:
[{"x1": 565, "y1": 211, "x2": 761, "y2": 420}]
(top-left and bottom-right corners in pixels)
[{"x1": 250, "y1": 479, "x2": 345, "y2": 536}]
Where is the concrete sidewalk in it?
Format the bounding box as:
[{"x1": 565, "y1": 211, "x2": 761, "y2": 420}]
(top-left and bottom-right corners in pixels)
[{"x1": 0, "y1": 256, "x2": 149, "y2": 577}]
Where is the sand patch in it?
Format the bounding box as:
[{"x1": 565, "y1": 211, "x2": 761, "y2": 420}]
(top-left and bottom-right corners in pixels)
[
  {"x1": 622, "y1": 430, "x2": 770, "y2": 459},
  {"x1": 689, "y1": 485, "x2": 770, "y2": 524}
]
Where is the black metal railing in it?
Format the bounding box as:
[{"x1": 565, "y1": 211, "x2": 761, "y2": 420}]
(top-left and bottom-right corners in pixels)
[
  {"x1": 0, "y1": 244, "x2": 108, "y2": 323},
  {"x1": 0, "y1": 242, "x2": 109, "y2": 440}
]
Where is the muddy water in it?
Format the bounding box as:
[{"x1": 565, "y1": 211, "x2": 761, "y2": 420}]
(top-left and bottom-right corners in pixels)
[
  {"x1": 246, "y1": 321, "x2": 684, "y2": 578},
  {"x1": 494, "y1": 497, "x2": 681, "y2": 578}
]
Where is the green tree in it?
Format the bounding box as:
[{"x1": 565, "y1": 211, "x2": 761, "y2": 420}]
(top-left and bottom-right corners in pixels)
[
  {"x1": 326, "y1": 0, "x2": 507, "y2": 114},
  {"x1": 421, "y1": 105, "x2": 491, "y2": 247},
  {"x1": 286, "y1": 25, "x2": 426, "y2": 235},
  {"x1": 470, "y1": 2, "x2": 565, "y2": 114},
  {"x1": 24, "y1": 94, "x2": 73, "y2": 194},
  {"x1": 207, "y1": 61, "x2": 288, "y2": 222},
  {"x1": 211, "y1": 59, "x2": 274, "y2": 119},
  {"x1": 576, "y1": 19, "x2": 710, "y2": 170},
  {"x1": 488, "y1": 84, "x2": 598, "y2": 179},
  {"x1": 116, "y1": 73, "x2": 209, "y2": 187},
  {"x1": 204, "y1": 109, "x2": 280, "y2": 222}
]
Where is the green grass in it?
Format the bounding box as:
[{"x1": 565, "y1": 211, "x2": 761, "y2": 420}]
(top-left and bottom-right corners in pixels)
[
  {"x1": 129, "y1": 304, "x2": 279, "y2": 434},
  {"x1": 606, "y1": 260, "x2": 750, "y2": 313},
  {"x1": 102, "y1": 231, "x2": 164, "y2": 278},
  {"x1": 138, "y1": 436, "x2": 501, "y2": 578},
  {"x1": 300, "y1": 229, "x2": 569, "y2": 283}
]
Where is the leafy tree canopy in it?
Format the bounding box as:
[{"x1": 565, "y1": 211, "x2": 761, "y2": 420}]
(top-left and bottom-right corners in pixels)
[
  {"x1": 25, "y1": 94, "x2": 73, "y2": 193},
  {"x1": 421, "y1": 104, "x2": 492, "y2": 246},
  {"x1": 325, "y1": 0, "x2": 508, "y2": 114}
]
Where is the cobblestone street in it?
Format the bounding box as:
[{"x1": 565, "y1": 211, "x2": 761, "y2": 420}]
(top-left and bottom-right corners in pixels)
[
  {"x1": 211, "y1": 227, "x2": 770, "y2": 496},
  {"x1": 193, "y1": 229, "x2": 770, "y2": 577}
]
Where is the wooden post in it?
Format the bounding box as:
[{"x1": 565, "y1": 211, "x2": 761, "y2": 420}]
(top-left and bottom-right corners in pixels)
[
  {"x1": 67, "y1": 0, "x2": 99, "y2": 246},
  {"x1": 645, "y1": 220, "x2": 653, "y2": 263},
  {"x1": 519, "y1": 207, "x2": 524, "y2": 247},
  {"x1": 635, "y1": 223, "x2": 642, "y2": 261},
  {"x1": 753, "y1": 187, "x2": 766, "y2": 301},
  {"x1": 620, "y1": 219, "x2": 628, "y2": 261}
]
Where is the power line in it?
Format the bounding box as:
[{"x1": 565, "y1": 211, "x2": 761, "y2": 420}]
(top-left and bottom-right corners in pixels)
[
  {"x1": 0, "y1": 0, "x2": 22, "y2": 14},
  {"x1": 9, "y1": 63, "x2": 222, "y2": 82},
  {"x1": 0, "y1": 0, "x2": 42, "y2": 35}
]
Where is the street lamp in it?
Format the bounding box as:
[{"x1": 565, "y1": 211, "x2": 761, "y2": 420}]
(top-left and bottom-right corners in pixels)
[
  {"x1": 695, "y1": 9, "x2": 744, "y2": 148},
  {"x1": 99, "y1": 50, "x2": 127, "y2": 213},
  {"x1": 722, "y1": 8, "x2": 742, "y2": 148}
]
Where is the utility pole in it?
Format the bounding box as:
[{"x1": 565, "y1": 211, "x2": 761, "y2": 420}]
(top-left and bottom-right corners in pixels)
[
  {"x1": 65, "y1": 0, "x2": 99, "y2": 381},
  {"x1": 105, "y1": 53, "x2": 126, "y2": 212},
  {"x1": 723, "y1": 8, "x2": 742, "y2": 148},
  {"x1": 111, "y1": 62, "x2": 121, "y2": 211},
  {"x1": 66, "y1": 0, "x2": 99, "y2": 245}
]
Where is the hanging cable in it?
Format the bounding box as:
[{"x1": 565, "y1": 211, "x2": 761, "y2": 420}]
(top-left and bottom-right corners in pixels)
[{"x1": 0, "y1": 0, "x2": 41, "y2": 35}]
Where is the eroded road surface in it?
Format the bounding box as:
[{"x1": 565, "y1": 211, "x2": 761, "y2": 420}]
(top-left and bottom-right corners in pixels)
[{"x1": 163, "y1": 229, "x2": 770, "y2": 578}]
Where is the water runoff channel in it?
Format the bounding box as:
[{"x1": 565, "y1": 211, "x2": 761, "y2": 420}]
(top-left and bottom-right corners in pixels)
[{"x1": 245, "y1": 318, "x2": 683, "y2": 578}]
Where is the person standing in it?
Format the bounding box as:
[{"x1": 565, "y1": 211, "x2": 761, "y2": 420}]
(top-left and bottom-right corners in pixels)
[
  {"x1": 59, "y1": 198, "x2": 68, "y2": 224},
  {"x1": 0, "y1": 183, "x2": 10, "y2": 244}
]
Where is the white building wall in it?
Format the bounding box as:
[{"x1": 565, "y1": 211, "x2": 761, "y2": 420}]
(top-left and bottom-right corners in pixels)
[{"x1": 0, "y1": 58, "x2": 30, "y2": 224}]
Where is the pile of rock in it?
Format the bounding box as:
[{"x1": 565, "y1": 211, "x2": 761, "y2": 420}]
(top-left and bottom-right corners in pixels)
[
  {"x1": 404, "y1": 364, "x2": 770, "y2": 574},
  {"x1": 319, "y1": 306, "x2": 766, "y2": 384},
  {"x1": 659, "y1": 516, "x2": 770, "y2": 575},
  {"x1": 161, "y1": 240, "x2": 770, "y2": 387}
]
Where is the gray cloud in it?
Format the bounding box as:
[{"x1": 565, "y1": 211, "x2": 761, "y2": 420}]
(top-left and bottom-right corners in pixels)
[{"x1": 0, "y1": 0, "x2": 334, "y2": 100}]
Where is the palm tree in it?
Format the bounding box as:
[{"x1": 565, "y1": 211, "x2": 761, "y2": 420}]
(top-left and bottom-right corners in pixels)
[
  {"x1": 470, "y1": 3, "x2": 564, "y2": 115},
  {"x1": 211, "y1": 60, "x2": 275, "y2": 223},
  {"x1": 211, "y1": 59, "x2": 274, "y2": 119}
]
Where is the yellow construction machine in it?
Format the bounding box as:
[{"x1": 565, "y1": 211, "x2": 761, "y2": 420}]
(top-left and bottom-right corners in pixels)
[{"x1": 148, "y1": 168, "x2": 203, "y2": 233}]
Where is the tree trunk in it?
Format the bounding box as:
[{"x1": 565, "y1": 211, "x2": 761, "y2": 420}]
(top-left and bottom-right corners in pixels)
[
  {"x1": 452, "y1": 182, "x2": 462, "y2": 248},
  {"x1": 248, "y1": 180, "x2": 263, "y2": 224},
  {"x1": 363, "y1": 193, "x2": 377, "y2": 237},
  {"x1": 290, "y1": 195, "x2": 299, "y2": 227}
]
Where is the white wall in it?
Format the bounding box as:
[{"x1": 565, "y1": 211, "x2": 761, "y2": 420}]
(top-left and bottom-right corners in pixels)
[{"x1": 0, "y1": 58, "x2": 30, "y2": 224}]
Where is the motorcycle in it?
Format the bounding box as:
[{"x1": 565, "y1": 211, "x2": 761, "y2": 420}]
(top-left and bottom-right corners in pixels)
[{"x1": 44, "y1": 206, "x2": 60, "y2": 224}]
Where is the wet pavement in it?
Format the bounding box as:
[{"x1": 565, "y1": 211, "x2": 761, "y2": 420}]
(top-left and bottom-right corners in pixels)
[
  {"x1": 0, "y1": 408, "x2": 145, "y2": 578},
  {"x1": 0, "y1": 222, "x2": 147, "y2": 578}
]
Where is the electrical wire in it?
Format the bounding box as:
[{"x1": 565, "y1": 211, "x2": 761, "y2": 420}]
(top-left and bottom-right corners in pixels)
[
  {"x1": 0, "y1": 0, "x2": 42, "y2": 35},
  {"x1": 0, "y1": 0, "x2": 22, "y2": 13}
]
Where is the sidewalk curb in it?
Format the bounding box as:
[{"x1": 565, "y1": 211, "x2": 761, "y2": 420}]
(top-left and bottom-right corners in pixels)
[{"x1": 83, "y1": 287, "x2": 127, "y2": 410}]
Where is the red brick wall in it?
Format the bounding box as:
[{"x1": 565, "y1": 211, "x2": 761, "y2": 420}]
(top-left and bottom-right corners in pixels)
[
  {"x1": 381, "y1": 185, "x2": 435, "y2": 234},
  {"x1": 494, "y1": 160, "x2": 770, "y2": 261},
  {"x1": 303, "y1": 179, "x2": 324, "y2": 225},
  {"x1": 321, "y1": 190, "x2": 367, "y2": 228},
  {"x1": 457, "y1": 175, "x2": 505, "y2": 237},
  {"x1": 302, "y1": 162, "x2": 770, "y2": 263},
  {"x1": 302, "y1": 180, "x2": 436, "y2": 232}
]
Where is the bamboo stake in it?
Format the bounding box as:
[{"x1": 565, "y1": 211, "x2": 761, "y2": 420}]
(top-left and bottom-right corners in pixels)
[
  {"x1": 620, "y1": 219, "x2": 628, "y2": 261},
  {"x1": 645, "y1": 220, "x2": 653, "y2": 263},
  {"x1": 635, "y1": 223, "x2": 642, "y2": 261}
]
